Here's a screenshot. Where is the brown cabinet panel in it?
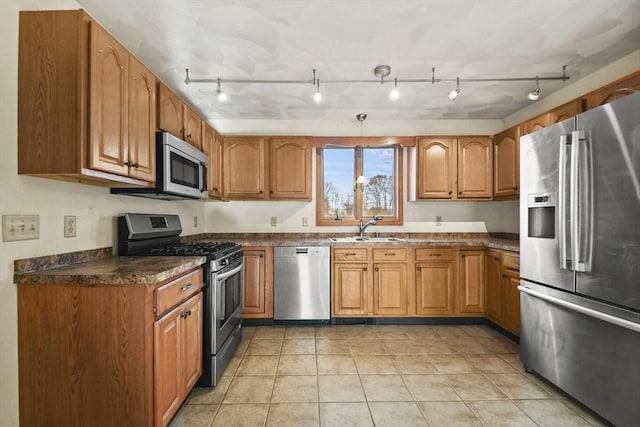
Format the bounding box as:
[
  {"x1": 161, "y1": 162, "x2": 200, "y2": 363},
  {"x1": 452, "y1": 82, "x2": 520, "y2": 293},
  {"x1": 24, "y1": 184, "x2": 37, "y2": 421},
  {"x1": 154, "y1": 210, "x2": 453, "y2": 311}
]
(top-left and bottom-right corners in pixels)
[
  {"x1": 269, "y1": 137, "x2": 312, "y2": 200},
  {"x1": 485, "y1": 250, "x2": 502, "y2": 323},
  {"x1": 493, "y1": 126, "x2": 519, "y2": 198},
  {"x1": 333, "y1": 263, "x2": 369, "y2": 316},
  {"x1": 502, "y1": 271, "x2": 521, "y2": 335},
  {"x1": 373, "y1": 263, "x2": 408, "y2": 315},
  {"x1": 128, "y1": 56, "x2": 156, "y2": 182},
  {"x1": 89, "y1": 23, "x2": 129, "y2": 176},
  {"x1": 415, "y1": 248, "x2": 454, "y2": 261},
  {"x1": 223, "y1": 136, "x2": 266, "y2": 199},
  {"x1": 154, "y1": 304, "x2": 182, "y2": 427},
  {"x1": 458, "y1": 250, "x2": 485, "y2": 314},
  {"x1": 415, "y1": 137, "x2": 457, "y2": 199},
  {"x1": 458, "y1": 137, "x2": 493, "y2": 199},
  {"x1": 548, "y1": 99, "x2": 582, "y2": 124},
  {"x1": 415, "y1": 261, "x2": 454, "y2": 315},
  {"x1": 243, "y1": 247, "x2": 273, "y2": 318},
  {"x1": 181, "y1": 293, "x2": 203, "y2": 392},
  {"x1": 522, "y1": 113, "x2": 549, "y2": 136},
  {"x1": 183, "y1": 104, "x2": 202, "y2": 150},
  {"x1": 157, "y1": 83, "x2": 184, "y2": 139},
  {"x1": 333, "y1": 248, "x2": 368, "y2": 262},
  {"x1": 585, "y1": 70, "x2": 640, "y2": 110},
  {"x1": 372, "y1": 248, "x2": 407, "y2": 261},
  {"x1": 203, "y1": 123, "x2": 223, "y2": 199}
]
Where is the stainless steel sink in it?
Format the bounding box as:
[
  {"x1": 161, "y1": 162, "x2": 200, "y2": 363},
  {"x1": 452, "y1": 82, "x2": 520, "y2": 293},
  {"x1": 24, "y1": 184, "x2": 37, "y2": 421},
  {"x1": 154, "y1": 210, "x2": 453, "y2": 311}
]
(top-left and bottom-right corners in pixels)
[{"x1": 328, "y1": 236, "x2": 405, "y2": 243}]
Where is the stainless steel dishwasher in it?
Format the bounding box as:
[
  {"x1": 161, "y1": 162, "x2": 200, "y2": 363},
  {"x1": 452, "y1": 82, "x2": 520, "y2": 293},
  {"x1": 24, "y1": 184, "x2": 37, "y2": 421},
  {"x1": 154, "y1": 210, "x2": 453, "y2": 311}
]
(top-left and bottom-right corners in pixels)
[{"x1": 274, "y1": 246, "x2": 330, "y2": 320}]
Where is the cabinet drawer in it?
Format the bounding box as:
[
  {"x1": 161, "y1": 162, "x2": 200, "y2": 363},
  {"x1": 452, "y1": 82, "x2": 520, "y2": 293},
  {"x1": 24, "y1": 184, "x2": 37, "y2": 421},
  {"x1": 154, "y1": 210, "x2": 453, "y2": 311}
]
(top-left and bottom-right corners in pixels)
[
  {"x1": 415, "y1": 247, "x2": 454, "y2": 261},
  {"x1": 502, "y1": 253, "x2": 520, "y2": 271},
  {"x1": 372, "y1": 248, "x2": 407, "y2": 261},
  {"x1": 155, "y1": 268, "x2": 203, "y2": 316},
  {"x1": 333, "y1": 248, "x2": 368, "y2": 261}
]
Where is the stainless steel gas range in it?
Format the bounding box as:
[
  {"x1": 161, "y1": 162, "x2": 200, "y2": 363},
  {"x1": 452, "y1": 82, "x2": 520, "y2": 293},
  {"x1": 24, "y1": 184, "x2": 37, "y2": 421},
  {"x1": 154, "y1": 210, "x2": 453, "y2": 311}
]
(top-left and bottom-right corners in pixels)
[{"x1": 117, "y1": 213, "x2": 243, "y2": 387}]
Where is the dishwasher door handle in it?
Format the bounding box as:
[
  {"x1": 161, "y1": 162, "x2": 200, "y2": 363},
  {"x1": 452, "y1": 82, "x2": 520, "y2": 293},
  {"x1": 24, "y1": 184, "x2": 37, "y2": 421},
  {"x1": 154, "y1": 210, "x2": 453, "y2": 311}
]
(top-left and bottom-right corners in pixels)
[{"x1": 295, "y1": 247, "x2": 309, "y2": 254}]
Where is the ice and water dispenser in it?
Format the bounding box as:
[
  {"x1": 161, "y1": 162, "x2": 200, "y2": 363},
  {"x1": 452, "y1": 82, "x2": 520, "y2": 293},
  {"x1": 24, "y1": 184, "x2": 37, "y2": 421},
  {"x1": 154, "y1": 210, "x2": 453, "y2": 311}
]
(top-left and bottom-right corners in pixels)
[{"x1": 528, "y1": 192, "x2": 555, "y2": 239}]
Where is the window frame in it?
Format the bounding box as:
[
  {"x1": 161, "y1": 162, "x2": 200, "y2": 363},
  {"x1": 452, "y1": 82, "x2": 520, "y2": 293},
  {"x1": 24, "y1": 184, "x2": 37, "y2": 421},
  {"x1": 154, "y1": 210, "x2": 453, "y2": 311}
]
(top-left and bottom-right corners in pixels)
[{"x1": 316, "y1": 144, "x2": 403, "y2": 226}]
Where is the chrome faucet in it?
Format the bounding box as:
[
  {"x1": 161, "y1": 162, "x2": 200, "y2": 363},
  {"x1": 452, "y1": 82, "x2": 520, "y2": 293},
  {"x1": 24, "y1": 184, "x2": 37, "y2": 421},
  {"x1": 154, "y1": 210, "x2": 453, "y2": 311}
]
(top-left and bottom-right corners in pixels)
[{"x1": 358, "y1": 216, "x2": 382, "y2": 237}]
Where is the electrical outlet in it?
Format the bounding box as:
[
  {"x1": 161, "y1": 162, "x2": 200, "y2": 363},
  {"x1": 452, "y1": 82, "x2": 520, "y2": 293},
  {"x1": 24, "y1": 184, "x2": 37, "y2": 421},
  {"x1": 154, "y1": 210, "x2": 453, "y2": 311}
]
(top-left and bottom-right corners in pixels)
[
  {"x1": 270, "y1": 216, "x2": 277, "y2": 227},
  {"x1": 64, "y1": 216, "x2": 76, "y2": 238},
  {"x1": 302, "y1": 216, "x2": 309, "y2": 227},
  {"x1": 435, "y1": 215, "x2": 442, "y2": 226},
  {"x1": 2, "y1": 215, "x2": 39, "y2": 242},
  {"x1": 194, "y1": 216, "x2": 198, "y2": 227}
]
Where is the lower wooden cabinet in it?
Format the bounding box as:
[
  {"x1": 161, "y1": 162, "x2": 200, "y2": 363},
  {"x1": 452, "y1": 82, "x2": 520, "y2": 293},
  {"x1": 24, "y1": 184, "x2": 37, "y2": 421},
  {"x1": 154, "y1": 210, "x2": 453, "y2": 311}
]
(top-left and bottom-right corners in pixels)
[
  {"x1": 373, "y1": 263, "x2": 408, "y2": 315},
  {"x1": 485, "y1": 250, "x2": 521, "y2": 335},
  {"x1": 243, "y1": 246, "x2": 274, "y2": 318},
  {"x1": 155, "y1": 292, "x2": 202, "y2": 426},
  {"x1": 458, "y1": 249, "x2": 486, "y2": 314},
  {"x1": 17, "y1": 267, "x2": 204, "y2": 427},
  {"x1": 485, "y1": 250, "x2": 503, "y2": 322},
  {"x1": 333, "y1": 262, "x2": 369, "y2": 316},
  {"x1": 414, "y1": 248, "x2": 455, "y2": 315}
]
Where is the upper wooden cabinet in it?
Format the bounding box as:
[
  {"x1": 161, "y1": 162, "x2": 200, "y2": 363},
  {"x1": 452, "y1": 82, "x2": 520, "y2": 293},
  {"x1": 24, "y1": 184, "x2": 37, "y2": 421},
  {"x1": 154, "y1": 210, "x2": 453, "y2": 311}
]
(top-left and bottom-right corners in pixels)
[
  {"x1": 223, "y1": 136, "x2": 267, "y2": 199},
  {"x1": 585, "y1": 70, "x2": 640, "y2": 110},
  {"x1": 548, "y1": 99, "x2": 582, "y2": 125},
  {"x1": 411, "y1": 136, "x2": 492, "y2": 200},
  {"x1": 222, "y1": 136, "x2": 312, "y2": 200},
  {"x1": 202, "y1": 123, "x2": 223, "y2": 199},
  {"x1": 157, "y1": 83, "x2": 202, "y2": 150},
  {"x1": 269, "y1": 137, "x2": 312, "y2": 200},
  {"x1": 493, "y1": 126, "x2": 519, "y2": 199},
  {"x1": 18, "y1": 10, "x2": 154, "y2": 187},
  {"x1": 521, "y1": 113, "x2": 549, "y2": 135}
]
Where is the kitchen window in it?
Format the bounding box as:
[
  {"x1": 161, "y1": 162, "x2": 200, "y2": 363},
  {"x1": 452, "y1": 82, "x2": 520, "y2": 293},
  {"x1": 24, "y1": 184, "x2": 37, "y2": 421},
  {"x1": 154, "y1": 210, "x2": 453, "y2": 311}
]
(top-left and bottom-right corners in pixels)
[{"x1": 317, "y1": 145, "x2": 403, "y2": 226}]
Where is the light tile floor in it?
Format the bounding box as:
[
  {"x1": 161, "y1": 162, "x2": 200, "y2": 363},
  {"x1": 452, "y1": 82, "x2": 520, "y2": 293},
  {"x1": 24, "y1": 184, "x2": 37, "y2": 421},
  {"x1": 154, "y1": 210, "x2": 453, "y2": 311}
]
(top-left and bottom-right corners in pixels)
[{"x1": 170, "y1": 324, "x2": 611, "y2": 427}]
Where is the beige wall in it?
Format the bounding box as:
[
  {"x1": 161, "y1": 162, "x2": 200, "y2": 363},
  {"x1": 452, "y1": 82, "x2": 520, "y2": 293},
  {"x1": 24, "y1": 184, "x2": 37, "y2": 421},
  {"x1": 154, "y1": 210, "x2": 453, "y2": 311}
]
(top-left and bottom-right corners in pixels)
[{"x1": 1, "y1": 1, "x2": 638, "y2": 425}]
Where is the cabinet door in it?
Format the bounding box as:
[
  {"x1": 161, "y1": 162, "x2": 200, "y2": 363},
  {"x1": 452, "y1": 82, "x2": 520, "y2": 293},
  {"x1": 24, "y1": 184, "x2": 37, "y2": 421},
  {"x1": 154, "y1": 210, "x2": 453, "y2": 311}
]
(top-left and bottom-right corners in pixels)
[
  {"x1": 458, "y1": 250, "x2": 485, "y2": 314},
  {"x1": 415, "y1": 137, "x2": 457, "y2": 199},
  {"x1": 89, "y1": 23, "x2": 129, "y2": 176},
  {"x1": 415, "y1": 262, "x2": 454, "y2": 315},
  {"x1": 333, "y1": 263, "x2": 369, "y2": 316},
  {"x1": 127, "y1": 56, "x2": 156, "y2": 182},
  {"x1": 521, "y1": 113, "x2": 549, "y2": 135},
  {"x1": 493, "y1": 127, "x2": 519, "y2": 198},
  {"x1": 154, "y1": 305, "x2": 181, "y2": 427},
  {"x1": 181, "y1": 293, "x2": 203, "y2": 392},
  {"x1": 183, "y1": 104, "x2": 202, "y2": 149},
  {"x1": 269, "y1": 137, "x2": 312, "y2": 200},
  {"x1": 502, "y1": 271, "x2": 521, "y2": 335},
  {"x1": 458, "y1": 137, "x2": 493, "y2": 199},
  {"x1": 548, "y1": 99, "x2": 582, "y2": 124},
  {"x1": 243, "y1": 247, "x2": 273, "y2": 318},
  {"x1": 223, "y1": 136, "x2": 266, "y2": 199},
  {"x1": 585, "y1": 70, "x2": 640, "y2": 110},
  {"x1": 373, "y1": 263, "x2": 408, "y2": 316},
  {"x1": 158, "y1": 83, "x2": 183, "y2": 139},
  {"x1": 485, "y1": 251, "x2": 502, "y2": 323},
  {"x1": 203, "y1": 123, "x2": 222, "y2": 198}
]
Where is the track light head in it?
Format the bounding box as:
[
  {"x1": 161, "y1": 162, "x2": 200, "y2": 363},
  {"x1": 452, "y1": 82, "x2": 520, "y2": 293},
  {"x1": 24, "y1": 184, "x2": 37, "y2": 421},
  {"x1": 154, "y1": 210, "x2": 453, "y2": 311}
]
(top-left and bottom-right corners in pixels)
[
  {"x1": 356, "y1": 113, "x2": 367, "y2": 122},
  {"x1": 389, "y1": 78, "x2": 399, "y2": 101},
  {"x1": 216, "y1": 78, "x2": 227, "y2": 102},
  {"x1": 313, "y1": 79, "x2": 322, "y2": 103},
  {"x1": 528, "y1": 77, "x2": 541, "y2": 101},
  {"x1": 448, "y1": 77, "x2": 460, "y2": 100}
]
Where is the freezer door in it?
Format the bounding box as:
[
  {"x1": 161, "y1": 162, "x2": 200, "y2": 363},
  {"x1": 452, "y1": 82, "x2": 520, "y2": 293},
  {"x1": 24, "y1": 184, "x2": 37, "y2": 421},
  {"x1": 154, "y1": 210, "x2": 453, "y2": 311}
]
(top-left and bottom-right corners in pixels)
[
  {"x1": 520, "y1": 119, "x2": 575, "y2": 291},
  {"x1": 574, "y1": 91, "x2": 640, "y2": 311}
]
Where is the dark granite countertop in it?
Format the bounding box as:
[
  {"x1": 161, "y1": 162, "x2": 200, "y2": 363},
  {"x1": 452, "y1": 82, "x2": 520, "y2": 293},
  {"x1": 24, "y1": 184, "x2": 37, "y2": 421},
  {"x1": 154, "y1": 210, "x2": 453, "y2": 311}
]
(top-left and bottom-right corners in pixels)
[{"x1": 14, "y1": 250, "x2": 206, "y2": 286}]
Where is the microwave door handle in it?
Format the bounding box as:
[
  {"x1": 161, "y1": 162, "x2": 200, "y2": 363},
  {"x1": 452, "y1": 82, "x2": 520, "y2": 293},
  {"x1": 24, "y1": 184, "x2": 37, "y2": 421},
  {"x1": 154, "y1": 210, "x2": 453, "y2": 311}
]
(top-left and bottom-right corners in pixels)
[
  {"x1": 571, "y1": 130, "x2": 593, "y2": 273},
  {"x1": 558, "y1": 134, "x2": 571, "y2": 270}
]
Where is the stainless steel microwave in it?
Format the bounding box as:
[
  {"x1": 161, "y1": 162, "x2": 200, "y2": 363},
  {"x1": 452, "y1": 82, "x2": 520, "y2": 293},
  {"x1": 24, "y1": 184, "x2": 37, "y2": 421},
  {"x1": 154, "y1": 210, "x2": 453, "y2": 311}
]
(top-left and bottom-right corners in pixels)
[{"x1": 111, "y1": 132, "x2": 208, "y2": 200}]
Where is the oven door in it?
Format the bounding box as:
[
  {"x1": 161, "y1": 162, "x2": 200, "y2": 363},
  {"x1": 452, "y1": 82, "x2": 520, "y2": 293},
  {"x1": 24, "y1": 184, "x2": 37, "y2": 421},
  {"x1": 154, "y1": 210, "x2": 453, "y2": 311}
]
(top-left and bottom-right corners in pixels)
[{"x1": 212, "y1": 261, "x2": 243, "y2": 352}]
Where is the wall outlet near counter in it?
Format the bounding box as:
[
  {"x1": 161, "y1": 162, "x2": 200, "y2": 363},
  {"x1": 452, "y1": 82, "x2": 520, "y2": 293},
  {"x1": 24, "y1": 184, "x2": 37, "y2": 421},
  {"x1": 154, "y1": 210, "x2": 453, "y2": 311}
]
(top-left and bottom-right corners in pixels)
[
  {"x1": 302, "y1": 217, "x2": 309, "y2": 227},
  {"x1": 64, "y1": 216, "x2": 76, "y2": 238},
  {"x1": 2, "y1": 214, "x2": 40, "y2": 242},
  {"x1": 435, "y1": 215, "x2": 442, "y2": 226},
  {"x1": 270, "y1": 216, "x2": 277, "y2": 227}
]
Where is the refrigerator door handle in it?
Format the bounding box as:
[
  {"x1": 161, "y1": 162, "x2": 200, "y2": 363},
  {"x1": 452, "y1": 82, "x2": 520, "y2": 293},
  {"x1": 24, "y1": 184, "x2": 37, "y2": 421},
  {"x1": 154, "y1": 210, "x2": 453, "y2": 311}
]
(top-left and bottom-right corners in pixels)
[
  {"x1": 519, "y1": 285, "x2": 640, "y2": 333},
  {"x1": 571, "y1": 130, "x2": 593, "y2": 273},
  {"x1": 558, "y1": 134, "x2": 571, "y2": 270}
]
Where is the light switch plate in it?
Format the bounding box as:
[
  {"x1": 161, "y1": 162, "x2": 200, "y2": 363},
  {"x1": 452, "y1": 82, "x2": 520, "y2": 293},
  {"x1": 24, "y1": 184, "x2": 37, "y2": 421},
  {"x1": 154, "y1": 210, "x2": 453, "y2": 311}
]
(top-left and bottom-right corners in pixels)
[{"x1": 2, "y1": 215, "x2": 40, "y2": 242}]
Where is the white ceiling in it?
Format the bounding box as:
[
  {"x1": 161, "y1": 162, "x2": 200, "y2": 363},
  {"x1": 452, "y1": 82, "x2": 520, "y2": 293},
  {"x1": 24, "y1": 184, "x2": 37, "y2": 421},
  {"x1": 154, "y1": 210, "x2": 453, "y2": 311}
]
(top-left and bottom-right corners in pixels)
[{"x1": 76, "y1": 0, "x2": 640, "y2": 122}]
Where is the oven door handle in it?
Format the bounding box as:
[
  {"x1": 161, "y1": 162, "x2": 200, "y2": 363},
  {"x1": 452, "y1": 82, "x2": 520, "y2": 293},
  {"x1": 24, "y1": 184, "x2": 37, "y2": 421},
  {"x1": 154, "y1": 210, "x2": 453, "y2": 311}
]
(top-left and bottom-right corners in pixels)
[{"x1": 217, "y1": 264, "x2": 243, "y2": 282}]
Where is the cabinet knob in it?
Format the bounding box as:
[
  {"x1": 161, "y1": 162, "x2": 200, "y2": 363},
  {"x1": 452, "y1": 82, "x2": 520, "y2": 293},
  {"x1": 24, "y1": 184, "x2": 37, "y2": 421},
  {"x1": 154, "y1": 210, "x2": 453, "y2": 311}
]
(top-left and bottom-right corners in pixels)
[
  {"x1": 180, "y1": 128, "x2": 185, "y2": 135},
  {"x1": 374, "y1": 267, "x2": 379, "y2": 271},
  {"x1": 494, "y1": 257, "x2": 499, "y2": 261},
  {"x1": 187, "y1": 133, "x2": 192, "y2": 139},
  {"x1": 416, "y1": 266, "x2": 422, "y2": 271},
  {"x1": 430, "y1": 253, "x2": 441, "y2": 257},
  {"x1": 502, "y1": 274, "x2": 507, "y2": 278},
  {"x1": 448, "y1": 191, "x2": 453, "y2": 195},
  {"x1": 384, "y1": 253, "x2": 396, "y2": 256},
  {"x1": 363, "y1": 267, "x2": 367, "y2": 271}
]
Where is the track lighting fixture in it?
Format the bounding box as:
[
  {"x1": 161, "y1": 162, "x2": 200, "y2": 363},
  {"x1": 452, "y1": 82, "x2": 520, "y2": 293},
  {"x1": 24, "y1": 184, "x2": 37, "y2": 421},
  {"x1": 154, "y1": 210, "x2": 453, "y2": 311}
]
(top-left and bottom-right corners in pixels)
[
  {"x1": 448, "y1": 77, "x2": 460, "y2": 100},
  {"x1": 389, "y1": 78, "x2": 399, "y2": 101},
  {"x1": 216, "y1": 77, "x2": 227, "y2": 102},
  {"x1": 528, "y1": 76, "x2": 541, "y2": 101},
  {"x1": 184, "y1": 65, "x2": 569, "y2": 104},
  {"x1": 313, "y1": 79, "x2": 322, "y2": 103}
]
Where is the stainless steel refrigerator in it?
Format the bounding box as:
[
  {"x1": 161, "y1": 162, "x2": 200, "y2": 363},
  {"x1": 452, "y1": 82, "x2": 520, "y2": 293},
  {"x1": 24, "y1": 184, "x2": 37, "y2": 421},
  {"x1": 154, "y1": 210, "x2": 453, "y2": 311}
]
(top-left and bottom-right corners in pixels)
[{"x1": 519, "y1": 90, "x2": 640, "y2": 427}]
